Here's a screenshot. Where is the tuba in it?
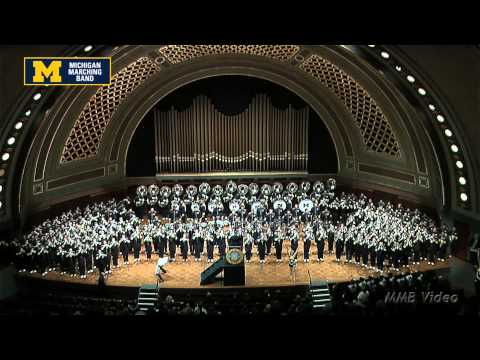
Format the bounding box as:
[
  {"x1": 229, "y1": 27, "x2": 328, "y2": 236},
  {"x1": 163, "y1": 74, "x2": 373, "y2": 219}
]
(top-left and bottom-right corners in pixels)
[
  {"x1": 160, "y1": 185, "x2": 171, "y2": 198},
  {"x1": 327, "y1": 178, "x2": 336, "y2": 191},
  {"x1": 273, "y1": 182, "x2": 283, "y2": 194},
  {"x1": 172, "y1": 184, "x2": 184, "y2": 197},
  {"x1": 249, "y1": 183, "x2": 259, "y2": 196},
  {"x1": 300, "y1": 181, "x2": 311, "y2": 194},
  {"x1": 313, "y1": 181, "x2": 325, "y2": 194},
  {"x1": 148, "y1": 184, "x2": 160, "y2": 197},
  {"x1": 199, "y1": 182, "x2": 211, "y2": 195},
  {"x1": 136, "y1": 185, "x2": 147, "y2": 198},
  {"x1": 238, "y1": 184, "x2": 249, "y2": 196},
  {"x1": 226, "y1": 181, "x2": 238, "y2": 194},
  {"x1": 287, "y1": 182, "x2": 298, "y2": 195},
  {"x1": 261, "y1": 184, "x2": 272, "y2": 197},
  {"x1": 213, "y1": 184, "x2": 224, "y2": 197}
]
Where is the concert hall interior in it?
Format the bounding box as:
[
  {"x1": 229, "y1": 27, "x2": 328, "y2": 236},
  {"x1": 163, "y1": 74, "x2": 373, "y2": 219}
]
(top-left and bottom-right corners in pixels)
[{"x1": 0, "y1": 44, "x2": 479, "y2": 317}]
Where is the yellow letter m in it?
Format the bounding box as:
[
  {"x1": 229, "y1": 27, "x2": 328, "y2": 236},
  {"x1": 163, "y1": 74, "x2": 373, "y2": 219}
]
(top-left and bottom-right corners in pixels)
[{"x1": 32, "y1": 61, "x2": 62, "y2": 83}]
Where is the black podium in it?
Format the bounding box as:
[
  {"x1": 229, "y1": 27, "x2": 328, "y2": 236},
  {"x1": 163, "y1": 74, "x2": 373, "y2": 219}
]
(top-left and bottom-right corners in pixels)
[{"x1": 223, "y1": 248, "x2": 245, "y2": 286}]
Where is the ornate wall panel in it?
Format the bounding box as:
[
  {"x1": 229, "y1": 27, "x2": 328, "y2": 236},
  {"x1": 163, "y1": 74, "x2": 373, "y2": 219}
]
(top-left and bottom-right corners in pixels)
[
  {"x1": 158, "y1": 45, "x2": 300, "y2": 64},
  {"x1": 61, "y1": 57, "x2": 161, "y2": 163},
  {"x1": 299, "y1": 54, "x2": 401, "y2": 157}
]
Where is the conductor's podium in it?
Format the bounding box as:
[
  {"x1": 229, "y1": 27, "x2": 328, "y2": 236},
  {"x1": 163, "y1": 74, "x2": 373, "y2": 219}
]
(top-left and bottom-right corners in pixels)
[{"x1": 200, "y1": 248, "x2": 245, "y2": 286}]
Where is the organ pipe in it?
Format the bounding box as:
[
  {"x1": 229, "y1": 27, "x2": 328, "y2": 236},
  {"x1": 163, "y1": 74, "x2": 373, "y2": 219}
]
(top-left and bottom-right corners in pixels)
[{"x1": 153, "y1": 94, "x2": 309, "y2": 174}]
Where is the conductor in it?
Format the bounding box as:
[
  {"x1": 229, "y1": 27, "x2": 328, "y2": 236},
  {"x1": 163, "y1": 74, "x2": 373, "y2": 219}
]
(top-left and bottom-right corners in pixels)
[{"x1": 155, "y1": 256, "x2": 168, "y2": 285}]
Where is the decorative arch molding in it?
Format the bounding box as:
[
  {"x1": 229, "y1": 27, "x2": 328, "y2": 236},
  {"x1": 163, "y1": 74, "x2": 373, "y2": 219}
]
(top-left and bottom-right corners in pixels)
[
  {"x1": 61, "y1": 45, "x2": 405, "y2": 163},
  {"x1": 17, "y1": 45, "x2": 445, "y2": 222}
]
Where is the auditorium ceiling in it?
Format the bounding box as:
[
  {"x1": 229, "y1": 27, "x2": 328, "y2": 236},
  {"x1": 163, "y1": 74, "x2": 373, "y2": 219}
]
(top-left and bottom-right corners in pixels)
[{"x1": 0, "y1": 45, "x2": 478, "y2": 232}]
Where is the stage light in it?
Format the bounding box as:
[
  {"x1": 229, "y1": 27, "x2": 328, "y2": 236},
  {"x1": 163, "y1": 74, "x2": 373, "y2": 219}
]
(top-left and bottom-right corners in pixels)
[
  {"x1": 7, "y1": 137, "x2": 15, "y2": 146},
  {"x1": 380, "y1": 51, "x2": 390, "y2": 59},
  {"x1": 0, "y1": 201, "x2": 2, "y2": 209},
  {"x1": 444, "y1": 129, "x2": 453, "y2": 137},
  {"x1": 368, "y1": 45, "x2": 375, "y2": 48},
  {"x1": 418, "y1": 88, "x2": 427, "y2": 96},
  {"x1": 436, "y1": 114, "x2": 445, "y2": 123},
  {"x1": 14, "y1": 122, "x2": 23, "y2": 130},
  {"x1": 460, "y1": 193, "x2": 468, "y2": 202},
  {"x1": 459, "y1": 177, "x2": 467, "y2": 185},
  {"x1": 84, "y1": 45, "x2": 93, "y2": 52},
  {"x1": 0, "y1": 185, "x2": 2, "y2": 192},
  {"x1": 25, "y1": 110, "x2": 31, "y2": 117},
  {"x1": 450, "y1": 144, "x2": 459, "y2": 153},
  {"x1": 33, "y1": 93, "x2": 42, "y2": 101},
  {"x1": 407, "y1": 75, "x2": 415, "y2": 83},
  {"x1": 1, "y1": 153, "x2": 10, "y2": 161},
  {"x1": 395, "y1": 65, "x2": 402, "y2": 71},
  {"x1": 456, "y1": 160, "x2": 464, "y2": 169},
  {"x1": 428, "y1": 104, "x2": 436, "y2": 111}
]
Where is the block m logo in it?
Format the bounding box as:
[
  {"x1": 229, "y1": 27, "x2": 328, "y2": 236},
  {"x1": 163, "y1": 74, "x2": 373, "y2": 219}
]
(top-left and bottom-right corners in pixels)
[{"x1": 32, "y1": 61, "x2": 62, "y2": 83}]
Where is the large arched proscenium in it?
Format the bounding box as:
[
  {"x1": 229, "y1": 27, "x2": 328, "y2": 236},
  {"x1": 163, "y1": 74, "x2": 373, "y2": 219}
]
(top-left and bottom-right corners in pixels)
[{"x1": 0, "y1": 45, "x2": 476, "y2": 232}]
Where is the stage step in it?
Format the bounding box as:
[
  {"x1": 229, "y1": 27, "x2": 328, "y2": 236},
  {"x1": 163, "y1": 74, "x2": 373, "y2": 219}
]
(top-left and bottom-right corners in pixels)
[
  {"x1": 309, "y1": 280, "x2": 331, "y2": 312},
  {"x1": 137, "y1": 284, "x2": 159, "y2": 312}
]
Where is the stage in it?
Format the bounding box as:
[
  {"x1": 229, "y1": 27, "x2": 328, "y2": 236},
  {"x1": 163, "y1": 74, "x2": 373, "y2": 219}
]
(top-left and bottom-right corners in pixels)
[{"x1": 18, "y1": 252, "x2": 452, "y2": 289}]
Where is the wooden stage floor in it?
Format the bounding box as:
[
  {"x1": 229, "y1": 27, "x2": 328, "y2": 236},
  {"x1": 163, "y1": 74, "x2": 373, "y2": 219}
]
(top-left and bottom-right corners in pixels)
[{"x1": 20, "y1": 251, "x2": 452, "y2": 289}]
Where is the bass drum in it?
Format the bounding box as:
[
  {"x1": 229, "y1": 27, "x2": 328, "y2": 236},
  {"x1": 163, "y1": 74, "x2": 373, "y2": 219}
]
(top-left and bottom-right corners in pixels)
[
  {"x1": 273, "y1": 199, "x2": 287, "y2": 211},
  {"x1": 299, "y1": 199, "x2": 314, "y2": 213}
]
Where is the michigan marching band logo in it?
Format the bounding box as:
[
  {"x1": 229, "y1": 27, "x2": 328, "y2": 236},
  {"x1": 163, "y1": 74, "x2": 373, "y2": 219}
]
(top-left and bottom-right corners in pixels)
[{"x1": 24, "y1": 57, "x2": 111, "y2": 86}]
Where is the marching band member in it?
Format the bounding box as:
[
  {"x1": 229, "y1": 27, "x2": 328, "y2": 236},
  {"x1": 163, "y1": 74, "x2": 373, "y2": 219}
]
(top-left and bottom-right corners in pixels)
[
  {"x1": 11, "y1": 182, "x2": 460, "y2": 286},
  {"x1": 327, "y1": 221, "x2": 335, "y2": 255},
  {"x1": 334, "y1": 226, "x2": 344, "y2": 262},
  {"x1": 205, "y1": 226, "x2": 215, "y2": 262},
  {"x1": 315, "y1": 222, "x2": 326, "y2": 262},
  {"x1": 180, "y1": 228, "x2": 189, "y2": 262},
  {"x1": 144, "y1": 230, "x2": 153, "y2": 262},
  {"x1": 167, "y1": 223, "x2": 177, "y2": 262},
  {"x1": 303, "y1": 222, "x2": 313, "y2": 262},
  {"x1": 274, "y1": 225, "x2": 284, "y2": 263},
  {"x1": 244, "y1": 231, "x2": 254, "y2": 263},
  {"x1": 258, "y1": 227, "x2": 268, "y2": 263}
]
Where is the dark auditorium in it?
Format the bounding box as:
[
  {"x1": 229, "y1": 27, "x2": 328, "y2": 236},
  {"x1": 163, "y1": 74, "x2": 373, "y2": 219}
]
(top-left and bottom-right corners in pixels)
[{"x1": 0, "y1": 44, "x2": 479, "y2": 317}]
